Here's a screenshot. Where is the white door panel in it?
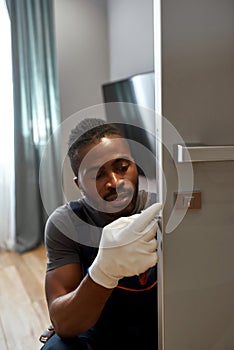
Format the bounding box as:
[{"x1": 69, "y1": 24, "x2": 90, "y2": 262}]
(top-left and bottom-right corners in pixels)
[{"x1": 155, "y1": 0, "x2": 234, "y2": 349}]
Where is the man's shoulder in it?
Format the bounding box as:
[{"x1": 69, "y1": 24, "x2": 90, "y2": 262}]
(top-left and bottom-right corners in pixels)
[
  {"x1": 48, "y1": 199, "x2": 84, "y2": 222},
  {"x1": 137, "y1": 190, "x2": 157, "y2": 211},
  {"x1": 45, "y1": 200, "x2": 86, "y2": 240},
  {"x1": 45, "y1": 199, "x2": 102, "y2": 247},
  {"x1": 149, "y1": 192, "x2": 157, "y2": 205}
]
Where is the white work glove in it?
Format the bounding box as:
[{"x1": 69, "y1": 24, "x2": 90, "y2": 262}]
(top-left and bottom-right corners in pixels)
[{"x1": 88, "y1": 202, "x2": 162, "y2": 289}]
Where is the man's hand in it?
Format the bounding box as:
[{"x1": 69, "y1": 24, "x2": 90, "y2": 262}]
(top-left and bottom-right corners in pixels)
[{"x1": 88, "y1": 203, "x2": 162, "y2": 289}]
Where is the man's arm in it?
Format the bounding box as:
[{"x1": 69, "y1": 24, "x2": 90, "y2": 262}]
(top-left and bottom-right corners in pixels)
[
  {"x1": 45, "y1": 263, "x2": 113, "y2": 338},
  {"x1": 45, "y1": 202, "x2": 161, "y2": 338}
]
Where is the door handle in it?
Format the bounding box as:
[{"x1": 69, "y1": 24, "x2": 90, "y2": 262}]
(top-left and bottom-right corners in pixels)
[{"x1": 176, "y1": 144, "x2": 234, "y2": 163}]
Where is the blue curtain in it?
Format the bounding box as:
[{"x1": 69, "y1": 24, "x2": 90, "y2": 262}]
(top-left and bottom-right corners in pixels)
[{"x1": 6, "y1": 0, "x2": 63, "y2": 252}]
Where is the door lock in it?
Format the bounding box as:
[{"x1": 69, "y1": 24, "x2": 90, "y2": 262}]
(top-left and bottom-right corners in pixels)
[{"x1": 174, "y1": 191, "x2": 202, "y2": 209}]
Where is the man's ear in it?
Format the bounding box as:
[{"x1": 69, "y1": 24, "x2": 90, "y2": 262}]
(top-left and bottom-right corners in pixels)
[{"x1": 74, "y1": 176, "x2": 86, "y2": 197}]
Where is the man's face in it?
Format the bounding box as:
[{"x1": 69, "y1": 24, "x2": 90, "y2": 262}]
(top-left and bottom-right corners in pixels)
[{"x1": 76, "y1": 135, "x2": 138, "y2": 219}]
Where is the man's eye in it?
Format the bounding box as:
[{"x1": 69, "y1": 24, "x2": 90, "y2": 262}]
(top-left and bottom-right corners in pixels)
[
  {"x1": 117, "y1": 164, "x2": 129, "y2": 173},
  {"x1": 96, "y1": 170, "x2": 105, "y2": 179},
  {"x1": 122, "y1": 165, "x2": 129, "y2": 171}
]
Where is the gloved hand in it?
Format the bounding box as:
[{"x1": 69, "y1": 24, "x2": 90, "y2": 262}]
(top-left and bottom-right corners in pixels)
[{"x1": 88, "y1": 202, "x2": 162, "y2": 289}]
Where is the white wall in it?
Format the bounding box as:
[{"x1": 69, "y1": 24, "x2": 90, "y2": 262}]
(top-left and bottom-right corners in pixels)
[
  {"x1": 54, "y1": 0, "x2": 154, "y2": 119},
  {"x1": 54, "y1": 0, "x2": 154, "y2": 200},
  {"x1": 54, "y1": 0, "x2": 110, "y2": 200},
  {"x1": 54, "y1": 0, "x2": 110, "y2": 121},
  {"x1": 107, "y1": 0, "x2": 154, "y2": 81}
]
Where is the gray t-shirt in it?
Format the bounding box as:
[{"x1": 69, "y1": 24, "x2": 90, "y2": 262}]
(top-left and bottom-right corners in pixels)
[{"x1": 45, "y1": 190, "x2": 154, "y2": 272}]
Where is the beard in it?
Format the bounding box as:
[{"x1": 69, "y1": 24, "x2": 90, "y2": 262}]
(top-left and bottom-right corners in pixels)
[{"x1": 83, "y1": 179, "x2": 139, "y2": 220}]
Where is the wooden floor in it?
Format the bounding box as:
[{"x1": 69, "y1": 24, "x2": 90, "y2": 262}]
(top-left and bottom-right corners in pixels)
[{"x1": 0, "y1": 245, "x2": 51, "y2": 350}]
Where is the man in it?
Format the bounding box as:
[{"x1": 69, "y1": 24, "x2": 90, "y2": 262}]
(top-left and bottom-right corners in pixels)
[{"x1": 42, "y1": 118, "x2": 161, "y2": 350}]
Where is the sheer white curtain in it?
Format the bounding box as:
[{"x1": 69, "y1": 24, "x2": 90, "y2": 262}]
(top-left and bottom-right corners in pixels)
[{"x1": 0, "y1": 0, "x2": 15, "y2": 250}]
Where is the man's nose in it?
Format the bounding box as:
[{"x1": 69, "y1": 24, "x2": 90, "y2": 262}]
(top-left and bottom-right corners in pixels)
[{"x1": 106, "y1": 171, "x2": 120, "y2": 188}]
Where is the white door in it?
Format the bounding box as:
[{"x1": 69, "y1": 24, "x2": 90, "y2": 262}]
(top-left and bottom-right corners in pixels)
[{"x1": 154, "y1": 0, "x2": 234, "y2": 349}]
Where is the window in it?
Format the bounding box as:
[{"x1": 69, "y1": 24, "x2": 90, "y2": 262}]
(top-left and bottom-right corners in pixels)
[{"x1": 0, "y1": 0, "x2": 15, "y2": 248}]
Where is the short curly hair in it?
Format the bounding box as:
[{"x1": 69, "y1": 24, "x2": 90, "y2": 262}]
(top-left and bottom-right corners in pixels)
[{"x1": 67, "y1": 118, "x2": 123, "y2": 176}]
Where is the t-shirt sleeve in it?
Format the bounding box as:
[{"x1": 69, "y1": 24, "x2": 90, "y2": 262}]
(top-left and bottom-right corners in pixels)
[{"x1": 45, "y1": 209, "x2": 81, "y2": 272}]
